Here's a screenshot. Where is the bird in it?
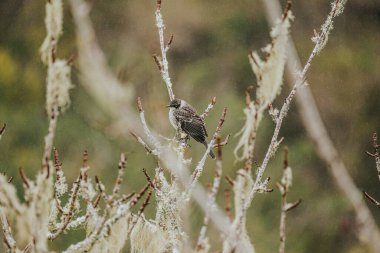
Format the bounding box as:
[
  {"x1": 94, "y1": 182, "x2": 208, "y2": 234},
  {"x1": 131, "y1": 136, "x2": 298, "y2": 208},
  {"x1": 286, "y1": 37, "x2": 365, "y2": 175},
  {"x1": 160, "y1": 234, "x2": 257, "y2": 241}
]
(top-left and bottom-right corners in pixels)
[{"x1": 167, "y1": 98, "x2": 215, "y2": 159}]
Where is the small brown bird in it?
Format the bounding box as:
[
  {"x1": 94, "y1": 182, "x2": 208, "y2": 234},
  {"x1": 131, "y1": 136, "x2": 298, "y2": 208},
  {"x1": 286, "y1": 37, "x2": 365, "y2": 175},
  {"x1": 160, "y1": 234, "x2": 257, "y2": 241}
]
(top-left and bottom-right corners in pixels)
[{"x1": 167, "y1": 98, "x2": 215, "y2": 159}]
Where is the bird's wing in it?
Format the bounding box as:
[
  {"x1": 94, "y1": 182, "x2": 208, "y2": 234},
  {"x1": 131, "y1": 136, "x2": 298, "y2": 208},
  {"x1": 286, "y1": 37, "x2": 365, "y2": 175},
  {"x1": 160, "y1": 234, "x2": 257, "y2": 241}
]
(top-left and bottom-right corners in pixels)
[
  {"x1": 173, "y1": 105, "x2": 195, "y2": 122},
  {"x1": 174, "y1": 106, "x2": 208, "y2": 143}
]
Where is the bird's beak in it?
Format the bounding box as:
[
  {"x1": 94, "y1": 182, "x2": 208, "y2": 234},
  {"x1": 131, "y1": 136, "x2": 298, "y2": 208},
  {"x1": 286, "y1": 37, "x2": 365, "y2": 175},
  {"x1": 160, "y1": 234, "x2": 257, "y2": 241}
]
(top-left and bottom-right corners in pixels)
[{"x1": 166, "y1": 105, "x2": 171, "y2": 108}]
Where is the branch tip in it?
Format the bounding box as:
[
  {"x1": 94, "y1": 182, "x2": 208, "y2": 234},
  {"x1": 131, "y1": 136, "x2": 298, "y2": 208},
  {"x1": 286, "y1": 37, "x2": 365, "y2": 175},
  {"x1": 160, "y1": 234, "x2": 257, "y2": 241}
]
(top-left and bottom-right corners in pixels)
[
  {"x1": 282, "y1": 0, "x2": 292, "y2": 20},
  {"x1": 283, "y1": 146, "x2": 289, "y2": 168},
  {"x1": 364, "y1": 191, "x2": 380, "y2": 207},
  {"x1": 137, "y1": 97, "x2": 143, "y2": 112},
  {"x1": 152, "y1": 54, "x2": 163, "y2": 71},
  {"x1": 82, "y1": 149, "x2": 89, "y2": 168},
  {"x1": 19, "y1": 167, "x2": 30, "y2": 188},
  {"x1": 167, "y1": 34, "x2": 174, "y2": 47},
  {"x1": 286, "y1": 199, "x2": 302, "y2": 212}
]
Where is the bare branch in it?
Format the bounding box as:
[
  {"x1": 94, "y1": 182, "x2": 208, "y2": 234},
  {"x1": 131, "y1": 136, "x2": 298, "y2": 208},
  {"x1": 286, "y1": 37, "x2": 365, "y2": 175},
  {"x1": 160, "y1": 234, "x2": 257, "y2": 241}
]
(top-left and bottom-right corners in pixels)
[
  {"x1": 277, "y1": 147, "x2": 300, "y2": 253},
  {"x1": 0, "y1": 210, "x2": 19, "y2": 252},
  {"x1": 243, "y1": 0, "x2": 348, "y2": 227},
  {"x1": 260, "y1": 0, "x2": 380, "y2": 251},
  {"x1": 155, "y1": 0, "x2": 175, "y2": 101},
  {"x1": 200, "y1": 97, "x2": 217, "y2": 120},
  {"x1": 196, "y1": 137, "x2": 223, "y2": 251},
  {"x1": 188, "y1": 108, "x2": 227, "y2": 193}
]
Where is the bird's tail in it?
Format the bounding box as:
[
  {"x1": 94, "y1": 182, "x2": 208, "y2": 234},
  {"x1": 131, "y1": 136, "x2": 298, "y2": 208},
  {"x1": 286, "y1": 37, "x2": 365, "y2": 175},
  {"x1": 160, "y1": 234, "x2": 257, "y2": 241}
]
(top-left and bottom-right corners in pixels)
[{"x1": 203, "y1": 141, "x2": 215, "y2": 159}]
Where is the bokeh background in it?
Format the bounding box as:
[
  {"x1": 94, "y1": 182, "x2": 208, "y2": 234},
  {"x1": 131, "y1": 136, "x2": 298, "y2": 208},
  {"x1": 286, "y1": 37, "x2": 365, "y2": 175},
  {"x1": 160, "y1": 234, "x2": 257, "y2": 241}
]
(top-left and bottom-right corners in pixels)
[{"x1": 1, "y1": 0, "x2": 380, "y2": 252}]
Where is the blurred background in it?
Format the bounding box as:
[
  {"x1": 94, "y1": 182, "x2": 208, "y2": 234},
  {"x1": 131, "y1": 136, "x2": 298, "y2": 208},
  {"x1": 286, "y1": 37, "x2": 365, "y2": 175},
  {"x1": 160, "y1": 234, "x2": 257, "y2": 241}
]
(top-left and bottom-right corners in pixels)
[{"x1": 0, "y1": 0, "x2": 380, "y2": 252}]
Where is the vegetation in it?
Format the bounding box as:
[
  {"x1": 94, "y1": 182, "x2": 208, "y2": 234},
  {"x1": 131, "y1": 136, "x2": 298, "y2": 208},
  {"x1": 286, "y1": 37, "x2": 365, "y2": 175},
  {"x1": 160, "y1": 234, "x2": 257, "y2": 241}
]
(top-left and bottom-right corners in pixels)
[{"x1": 0, "y1": 0, "x2": 379, "y2": 252}]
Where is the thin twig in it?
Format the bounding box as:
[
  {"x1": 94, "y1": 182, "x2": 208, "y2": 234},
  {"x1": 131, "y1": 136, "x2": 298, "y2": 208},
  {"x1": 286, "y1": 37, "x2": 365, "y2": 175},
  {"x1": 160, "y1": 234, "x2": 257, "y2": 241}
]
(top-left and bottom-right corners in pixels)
[
  {"x1": 200, "y1": 97, "x2": 217, "y2": 120},
  {"x1": 213, "y1": 134, "x2": 230, "y2": 148},
  {"x1": 0, "y1": 211, "x2": 19, "y2": 252},
  {"x1": 95, "y1": 175, "x2": 109, "y2": 204},
  {"x1": 19, "y1": 167, "x2": 30, "y2": 189},
  {"x1": 155, "y1": 0, "x2": 175, "y2": 101},
  {"x1": 143, "y1": 168, "x2": 157, "y2": 191},
  {"x1": 363, "y1": 192, "x2": 380, "y2": 208},
  {"x1": 0, "y1": 123, "x2": 6, "y2": 140},
  {"x1": 129, "y1": 183, "x2": 150, "y2": 208},
  {"x1": 136, "y1": 97, "x2": 162, "y2": 153},
  {"x1": 277, "y1": 147, "x2": 301, "y2": 253},
  {"x1": 212, "y1": 107, "x2": 227, "y2": 139},
  {"x1": 366, "y1": 132, "x2": 380, "y2": 181},
  {"x1": 245, "y1": 86, "x2": 254, "y2": 107},
  {"x1": 225, "y1": 176, "x2": 235, "y2": 187},
  {"x1": 42, "y1": 106, "x2": 59, "y2": 178},
  {"x1": 196, "y1": 137, "x2": 223, "y2": 250},
  {"x1": 127, "y1": 190, "x2": 153, "y2": 236},
  {"x1": 129, "y1": 130, "x2": 153, "y2": 154},
  {"x1": 261, "y1": 0, "x2": 380, "y2": 251},
  {"x1": 110, "y1": 153, "x2": 127, "y2": 201}
]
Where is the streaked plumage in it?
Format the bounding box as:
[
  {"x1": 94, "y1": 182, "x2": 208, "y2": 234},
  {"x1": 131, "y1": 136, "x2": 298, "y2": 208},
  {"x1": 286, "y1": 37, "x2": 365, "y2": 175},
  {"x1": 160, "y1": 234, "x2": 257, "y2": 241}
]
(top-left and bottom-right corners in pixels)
[{"x1": 168, "y1": 98, "x2": 215, "y2": 159}]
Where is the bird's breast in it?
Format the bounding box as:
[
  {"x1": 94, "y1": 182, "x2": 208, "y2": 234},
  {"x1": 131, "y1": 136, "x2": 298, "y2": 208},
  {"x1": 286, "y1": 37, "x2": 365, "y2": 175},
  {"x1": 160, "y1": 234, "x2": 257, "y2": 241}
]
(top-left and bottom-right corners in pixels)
[{"x1": 169, "y1": 108, "x2": 178, "y2": 130}]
